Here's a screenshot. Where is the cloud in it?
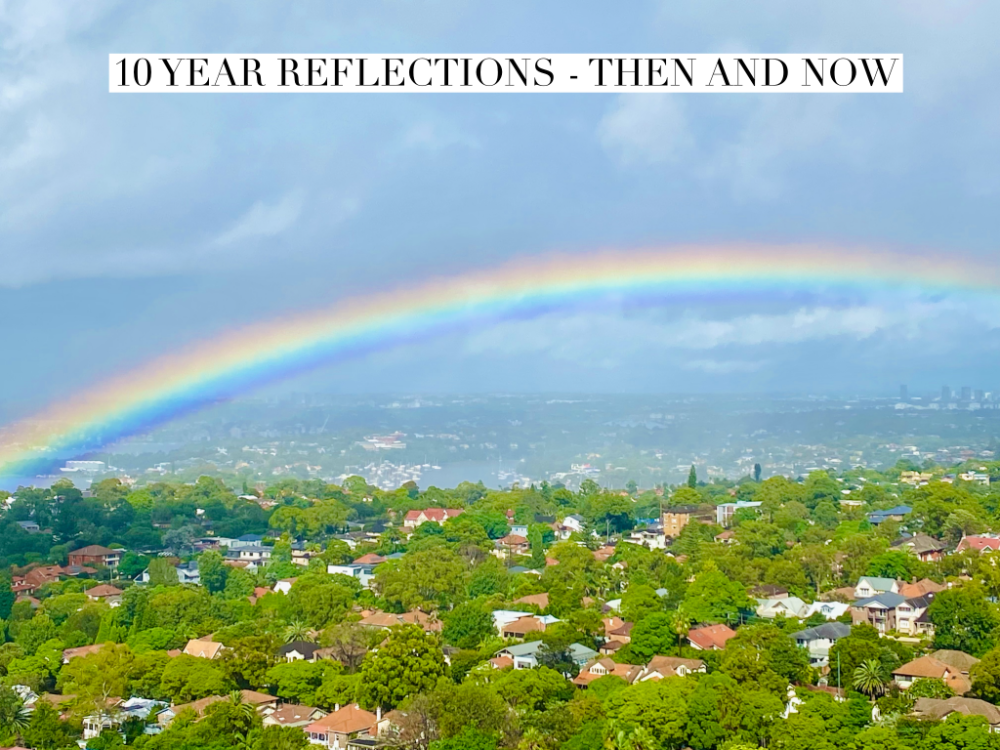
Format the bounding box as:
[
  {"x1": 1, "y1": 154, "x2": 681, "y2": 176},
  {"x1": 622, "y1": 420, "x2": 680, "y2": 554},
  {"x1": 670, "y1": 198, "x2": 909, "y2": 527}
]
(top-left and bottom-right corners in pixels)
[
  {"x1": 598, "y1": 94, "x2": 692, "y2": 165},
  {"x1": 211, "y1": 191, "x2": 305, "y2": 247},
  {"x1": 682, "y1": 358, "x2": 768, "y2": 374}
]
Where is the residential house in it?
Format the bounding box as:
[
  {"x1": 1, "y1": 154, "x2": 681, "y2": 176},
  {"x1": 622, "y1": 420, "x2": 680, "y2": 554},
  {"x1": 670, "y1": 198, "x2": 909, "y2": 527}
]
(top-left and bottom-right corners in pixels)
[
  {"x1": 791, "y1": 622, "x2": 852, "y2": 667},
  {"x1": 956, "y1": 536, "x2": 1000, "y2": 554},
  {"x1": 756, "y1": 597, "x2": 810, "y2": 619},
  {"x1": 85, "y1": 584, "x2": 123, "y2": 607},
  {"x1": 912, "y1": 697, "x2": 1000, "y2": 731},
  {"x1": 892, "y1": 534, "x2": 948, "y2": 562},
  {"x1": 494, "y1": 641, "x2": 598, "y2": 670},
  {"x1": 84, "y1": 698, "x2": 168, "y2": 740},
  {"x1": 854, "y1": 577, "x2": 900, "y2": 599},
  {"x1": 661, "y1": 505, "x2": 700, "y2": 538},
  {"x1": 562, "y1": 514, "x2": 586, "y2": 535},
  {"x1": 236, "y1": 545, "x2": 273, "y2": 563},
  {"x1": 63, "y1": 643, "x2": 106, "y2": 663},
  {"x1": 715, "y1": 531, "x2": 737, "y2": 545},
  {"x1": 627, "y1": 524, "x2": 667, "y2": 550},
  {"x1": 687, "y1": 624, "x2": 737, "y2": 651},
  {"x1": 867, "y1": 505, "x2": 912, "y2": 525},
  {"x1": 501, "y1": 615, "x2": 549, "y2": 639},
  {"x1": 635, "y1": 655, "x2": 706, "y2": 681},
  {"x1": 305, "y1": 704, "x2": 378, "y2": 748},
  {"x1": 898, "y1": 579, "x2": 947, "y2": 599},
  {"x1": 572, "y1": 659, "x2": 643, "y2": 687},
  {"x1": 402, "y1": 508, "x2": 463, "y2": 529},
  {"x1": 357, "y1": 610, "x2": 442, "y2": 634},
  {"x1": 804, "y1": 601, "x2": 851, "y2": 621},
  {"x1": 15, "y1": 520, "x2": 40, "y2": 533},
  {"x1": 292, "y1": 547, "x2": 321, "y2": 567},
  {"x1": 513, "y1": 593, "x2": 549, "y2": 610},
  {"x1": 895, "y1": 594, "x2": 936, "y2": 636},
  {"x1": 352, "y1": 553, "x2": 386, "y2": 566},
  {"x1": 327, "y1": 563, "x2": 377, "y2": 589},
  {"x1": 274, "y1": 578, "x2": 297, "y2": 595},
  {"x1": 182, "y1": 638, "x2": 224, "y2": 659},
  {"x1": 138, "y1": 561, "x2": 200, "y2": 586},
  {"x1": 593, "y1": 545, "x2": 616, "y2": 563},
  {"x1": 279, "y1": 642, "x2": 320, "y2": 662},
  {"x1": 495, "y1": 534, "x2": 530, "y2": 556},
  {"x1": 491, "y1": 610, "x2": 534, "y2": 635},
  {"x1": 894, "y1": 652, "x2": 979, "y2": 694},
  {"x1": 716, "y1": 501, "x2": 762, "y2": 527},
  {"x1": 228, "y1": 534, "x2": 265, "y2": 549},
  {"x1": 263, "y1": 705, "x2": 327, "y2": 728},
  {"x1": 157, "y1": 690, "x2": 278, "y2": 727},
  {"x1": 853, "y1": 592, "x2": 906, "y2": 633},
  {"x1": 68, "y1": 545, "x2": 123, "y2": 569}
]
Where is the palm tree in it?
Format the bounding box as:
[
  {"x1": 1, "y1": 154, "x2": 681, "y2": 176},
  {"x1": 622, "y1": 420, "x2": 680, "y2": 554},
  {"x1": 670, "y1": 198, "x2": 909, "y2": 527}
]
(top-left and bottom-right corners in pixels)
[
  {"x1": 228, "y1": 691, "x2": 255, "y2": 721},
  {"x1": 671, "y1": 611, "x2": 691, "y2": 656},
  {"x1": 283, "y1": 620, "x2": 310, "y2": 643},
  {"x1": 853, "y1": 659, "x2": 889, "y2": 697}
]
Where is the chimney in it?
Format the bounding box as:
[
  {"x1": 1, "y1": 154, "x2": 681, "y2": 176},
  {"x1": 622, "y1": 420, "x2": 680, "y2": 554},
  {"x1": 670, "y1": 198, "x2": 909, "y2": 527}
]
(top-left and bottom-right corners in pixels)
[
  {"x1": 334, "y1": 703, "x2": 339, "y2": 712},
  {"x1": 377, "y1": 706, "x2": 382, "y2": 721}
]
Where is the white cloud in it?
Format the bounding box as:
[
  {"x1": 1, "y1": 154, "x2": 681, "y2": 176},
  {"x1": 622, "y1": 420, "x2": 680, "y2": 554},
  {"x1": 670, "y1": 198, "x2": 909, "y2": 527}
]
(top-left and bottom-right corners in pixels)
[
  {"x1": 682, "y1": 358, "x2": 768, "y2": 374},
  {"x1": 598, "y1": 94, "x2": 692, "y2": 165},
  {"x1": 211, "y1": 191, "x2": 305, "y2": 247}
]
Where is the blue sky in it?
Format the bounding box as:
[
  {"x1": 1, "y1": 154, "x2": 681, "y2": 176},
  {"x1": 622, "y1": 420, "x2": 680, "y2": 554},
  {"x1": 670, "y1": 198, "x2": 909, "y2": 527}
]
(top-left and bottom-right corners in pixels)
[{"x1": 2, "y1": 0, "x2": 1000, "y2": 416}]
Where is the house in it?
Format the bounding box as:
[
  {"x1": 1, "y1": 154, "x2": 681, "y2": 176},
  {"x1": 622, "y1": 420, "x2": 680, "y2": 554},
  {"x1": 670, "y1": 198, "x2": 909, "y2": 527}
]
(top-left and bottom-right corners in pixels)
[
  {"x1": 912, "y1": 697, "x2": 1000, "y2": 731},
  {"x1": 853, "y1": 592, "x2": 906, "y2": 633},
  {"x1": 510, "y1": 524, "x2": 529, "y2": 537},
  {"x1": 228, "y1": 534, "x2": 265, "y2": 549},
  {"x1": 263, "y1": 705, "x2": 327, "y2": 728},
  {"x1": 635, "y1": 655, "x2": 706, "y2": 681},
  {"x1": 279, "y1": 642, "x2": 320, "y2": 662},
  {"x1": 501, "y1": 615, "x2": 548, "y2": 639},
  {"x1": 402, "y1": 508, "x2": 463, "y2": 529},
  {"x1": 352, "y1": 553, "x2": 386, "y2": 566},
  {"x1": 274, "y1": 578, "x2": 298, "y2": 595},
  {"x1": 63, "y1": 643, "x2": 106, "y2": 663},
  {"x1": 716, "y1": 501, "x2": 762, "y2": 527},
  {"x1": 84, "y1": 697, "x2": 165, "y2": 738},
  {"x1": 756, "y1": 597, "x2": 810, "y2": 619},
  {"x1": 492, "y1": 610, "x2": 534, "y2": 634},
  {"x1": 85, "y1": 584, "x2": 124, "y2": 607},
  {"x1": 661, "y1": 505, "x2": 700, "y2": 538},
  {"x1": 956, "y1": 536, "x2": 1000, "y2": 554},
  {"x1": 687, "y1": 624, "x2": 737, "y2": 651},
  {"x1": 894, "y1": 652, "x2": 979, "y2": 694},
  {"x1": 158, "y1": 690, "x2": 278, "y2": 726},
  {"x1": 605, "y1": 621, "x2": 634, "y2": 644},
  {"x1": 236, "y1": 545, "x2": 273, "y2": 562},
  {"x1": 494, "y1": 642, "x2": 597, "y2": 670},
  {"x1": 292, "y1": 548, "x2": 321, "y2": 567},
  {"x1": 15, "y1": 520, "x2": 40, "y2": 533},
  {"x1": 68, "y1": 545, "x2": 123, "y2": 569},
  {"x1": 572, "y1": 659, "x2": 643, "y2": 687},
  {"x1": 513, "y1": 593, "x2": 549, "y2": 610},
  {"x1": 562, "y1": 514, "x2": 585, "y2": 534},
  {"x1": 892, "y1": 534, "x2": 948, "y2": 562},
  {"x1": 894, "y1": 594, "x2": 936, "y2": 636},
  {"x1": 327, "y1": 563, "x2": 376, "y2": 589},
  {"x1": 358, "y1": 610, "x2": 442, "y2": 634},
  {"x1": 867, "y1": 505, "x2": 912, "y2": 525},
  {"x1": 714, "y1": 530, "x2": 737, "y2": 545},
  {"x1": 182, "y1": 638, "x2": 224, "y2": 659},
  {"x1": 305, "y1": 704, "x2": 378, "y2": 748},
  {"x1": 790, "y1": 622, "x2": 852, "y2": 667},
  {"x1": 898, "y1": 579, "x2": 946, "y2": 599},
  {"x1": 138, "y1": 561, "x2": 200, "y2": 586},
  {"x1": 593, "y1": 546, "x2": 616, "y2": 563},
  {"x1": 496, "y1": 534, "x2": 529, "y2": 555},
  {"x1": 854, "y1": 577, "x2": 900, "y2": 599},
  {"x1": 804, "y1": 601, "x2": 851, "y2": 621}
]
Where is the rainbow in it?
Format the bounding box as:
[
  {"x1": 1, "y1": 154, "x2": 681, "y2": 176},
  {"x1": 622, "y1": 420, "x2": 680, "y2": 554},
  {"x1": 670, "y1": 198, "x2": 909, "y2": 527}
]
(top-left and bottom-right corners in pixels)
[{"x1": 1, "y1": 244, "x2": 997, "y2": 481}]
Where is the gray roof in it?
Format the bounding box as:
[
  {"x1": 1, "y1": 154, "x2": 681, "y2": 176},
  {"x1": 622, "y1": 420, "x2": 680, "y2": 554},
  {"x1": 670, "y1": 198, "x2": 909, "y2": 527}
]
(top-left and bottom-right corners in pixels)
[
  {"x1": 857, "y1": 576, "x2": 896, "y2": 591},
  {"x1": 791, "y1": 622, "x2": 852, "y2": 642},
  {"x1": 855, "y1": 592, "x2": 907, "y2": 609}
]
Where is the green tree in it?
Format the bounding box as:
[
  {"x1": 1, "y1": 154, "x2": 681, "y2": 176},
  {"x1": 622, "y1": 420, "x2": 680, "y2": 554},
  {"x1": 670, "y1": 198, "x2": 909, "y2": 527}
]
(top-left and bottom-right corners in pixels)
[
  {"x1": 688, "y1": 466, "x2": 698, "y2": 489},
  {"x1": 442, "y1": 600, "x2": 495, "y2": 650},
  {"x1": 681, "y1": 562, "x2": 752, "y2": 625},
  {"x1": 148, "y1": 557, "x2": 179, "y2": 586},
  {"x1": 357, "y1": 624, "x2": 446, "y2": 710},
  {"x1": 929, "y1": 585, "x2": 1000, "y2": 657},
  {"x1": 0, "y1": 577, "x2": 14, "y2": 621},
  {"x1": 853, "y1": 659, "x2": 889, "y2": 697},
  {"x1": 159, "y1": 654, "x2": 235, "y2": 702},
  {"x1": 971, "y1": 646, "x2": 1000, "y2": 703},
  {"x1": 198, "y1": 550, "x2": 229, "y2": 594},
  {"x1": 266, "y1": 660, "x2": 328, "y2": 705}
]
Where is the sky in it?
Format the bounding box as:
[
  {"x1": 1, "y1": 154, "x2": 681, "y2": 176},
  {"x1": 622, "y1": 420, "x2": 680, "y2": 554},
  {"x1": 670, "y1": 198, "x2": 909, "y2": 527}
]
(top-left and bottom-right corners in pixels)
[{"x1": 2, "y1": 0, "x2": 1000, "y2": 420}]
